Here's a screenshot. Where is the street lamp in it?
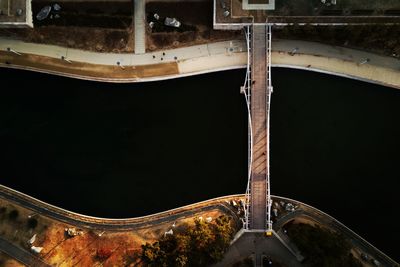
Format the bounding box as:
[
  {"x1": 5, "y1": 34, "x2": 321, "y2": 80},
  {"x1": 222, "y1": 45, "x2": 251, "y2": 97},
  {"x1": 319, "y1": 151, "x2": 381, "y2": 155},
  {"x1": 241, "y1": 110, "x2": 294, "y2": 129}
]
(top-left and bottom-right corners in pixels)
[
  {"x1": 6, "y1": 47, "x2": 22, "y2": 56},
  {"x1": 61, "y1": 56, "x2": 72, "y2": 64},
  {"x1": 359, "y1": 58, "x2": 370, "y2": 65},
  {"x1": 117, "y1": 61, "x2": 125, "y2": 69},
  {"x1": 289, "y1": 47, "x2": 299, "y2": 56}
]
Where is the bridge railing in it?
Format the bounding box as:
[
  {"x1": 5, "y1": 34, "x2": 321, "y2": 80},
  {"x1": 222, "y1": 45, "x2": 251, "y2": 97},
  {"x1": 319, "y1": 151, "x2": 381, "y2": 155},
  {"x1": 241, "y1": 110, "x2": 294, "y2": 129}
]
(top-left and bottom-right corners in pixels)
[
  {"x1": 242, "y1": 25, "x2": 252, "y2": 230},
  {"x1": 265, "y1": 24, "x2": 273, "y2": 231}
]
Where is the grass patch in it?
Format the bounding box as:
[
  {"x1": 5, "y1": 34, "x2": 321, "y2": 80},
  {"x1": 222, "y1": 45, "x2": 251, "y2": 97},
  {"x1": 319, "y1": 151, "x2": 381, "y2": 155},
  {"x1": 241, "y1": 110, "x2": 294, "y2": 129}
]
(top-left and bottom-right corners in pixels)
[{"x1": 286, "y1": 222, "x2": 362, "y2": 267}]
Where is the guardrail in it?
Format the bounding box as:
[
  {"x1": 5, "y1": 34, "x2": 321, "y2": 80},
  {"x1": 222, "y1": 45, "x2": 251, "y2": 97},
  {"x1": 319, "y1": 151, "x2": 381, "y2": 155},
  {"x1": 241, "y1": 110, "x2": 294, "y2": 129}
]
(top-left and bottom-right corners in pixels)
[
  {"x1": 0, "y1": 184, "x2": 397, "y2": 265},
  {"x1": 272, "y1": 195, "x2": 399, "y2": 267},
  {"x1": 0, "y1": 184, "x2": 242, "y2": 230}
]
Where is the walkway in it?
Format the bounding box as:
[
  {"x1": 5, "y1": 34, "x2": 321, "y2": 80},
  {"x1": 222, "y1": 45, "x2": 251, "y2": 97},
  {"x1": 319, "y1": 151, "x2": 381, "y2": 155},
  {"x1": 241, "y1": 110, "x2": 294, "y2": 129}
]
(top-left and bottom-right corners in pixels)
[
  {"x1": 134, "y1": 0, "x2": 146, "y2": 54},
  {"x1": 0, "y1": 185, "x2": 239, "y2": 231},
  {"x1": 213, "y1": 231, "x2": 302, "y2": 267},
  {"x1": 0, "y1": 186, "x2": 397, "y2": 266},
  {"x1": 0, "y1": 37, "x2": 399, "y2": 86},
  {"x1": 249, "y1": 25, "x2": 268, "y2": 230}
]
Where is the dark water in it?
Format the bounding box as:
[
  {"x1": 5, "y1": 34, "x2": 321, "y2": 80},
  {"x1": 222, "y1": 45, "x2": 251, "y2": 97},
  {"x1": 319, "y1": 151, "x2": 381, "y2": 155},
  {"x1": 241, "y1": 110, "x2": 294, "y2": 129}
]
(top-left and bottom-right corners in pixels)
[
  {"x1": 0, "y1": 68, "x2": 399, "y2": 261},
  {"x1": 270, "y1": 69, "x2": 400, "y2": 262},
  {"x1": 0, "y1": 68, "x2": 248, "y2": 217}
]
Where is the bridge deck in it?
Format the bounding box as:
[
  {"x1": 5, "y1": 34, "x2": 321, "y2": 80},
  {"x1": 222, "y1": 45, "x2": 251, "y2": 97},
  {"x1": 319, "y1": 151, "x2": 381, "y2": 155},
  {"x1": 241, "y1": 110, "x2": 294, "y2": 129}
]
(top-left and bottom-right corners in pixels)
[{"x1": 250, "y1": 25, "x2": 268, "y2": 230}]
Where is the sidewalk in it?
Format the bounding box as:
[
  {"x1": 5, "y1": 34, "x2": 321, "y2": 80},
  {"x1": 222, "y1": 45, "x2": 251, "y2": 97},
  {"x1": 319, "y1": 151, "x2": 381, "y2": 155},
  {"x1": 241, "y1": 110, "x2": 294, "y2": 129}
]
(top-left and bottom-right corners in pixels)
[
  {"x1": 134, "y1": 0, "x2": 146, "y2": 54},
  {"x1": 0, "y1": 37, "x2": 399, "y2": 87}
]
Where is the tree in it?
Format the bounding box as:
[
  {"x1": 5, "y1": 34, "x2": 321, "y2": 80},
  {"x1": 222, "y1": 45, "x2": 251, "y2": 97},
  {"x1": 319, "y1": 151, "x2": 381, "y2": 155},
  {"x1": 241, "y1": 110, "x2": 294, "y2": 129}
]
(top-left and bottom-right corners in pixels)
[
  {"x1": 286, "y1": 223, "x2": 362, "y2": 267},
  {"x1": 8, "y1": 209, "x2": 19, "y2": 221},
  {"x1": 141, "y1": 215, "x2": 235, "y2": 267},
  {"x1": 27, "y1": 217, "x2": 38, "y2": 229}
]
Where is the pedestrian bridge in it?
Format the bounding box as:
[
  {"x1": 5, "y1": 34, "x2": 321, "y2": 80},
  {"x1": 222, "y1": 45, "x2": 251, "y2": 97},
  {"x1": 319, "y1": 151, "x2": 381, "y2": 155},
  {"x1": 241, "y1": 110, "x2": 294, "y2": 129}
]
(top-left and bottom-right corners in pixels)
[{"x1": 241, "y1": 24, "x2": 273, "y2": 233}]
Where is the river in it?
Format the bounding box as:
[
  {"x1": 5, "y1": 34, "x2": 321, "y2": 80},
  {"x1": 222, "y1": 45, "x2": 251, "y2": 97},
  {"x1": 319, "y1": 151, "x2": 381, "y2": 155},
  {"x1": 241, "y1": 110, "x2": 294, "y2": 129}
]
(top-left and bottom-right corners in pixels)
[{"x1": 0, "y1": 67, "x2": 398, "y2": 261}]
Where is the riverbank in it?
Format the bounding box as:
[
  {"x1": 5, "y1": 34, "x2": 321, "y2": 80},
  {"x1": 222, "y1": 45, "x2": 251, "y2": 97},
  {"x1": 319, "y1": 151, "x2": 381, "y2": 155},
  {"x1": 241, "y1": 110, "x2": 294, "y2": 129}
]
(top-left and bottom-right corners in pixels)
[
  {"x1": 0, "y1": 37, "x2": 399, "y2": 88},
  {"x1": 0, "y1": 185, "x2": 397, "y2": 266},
  {"x1": 0, "y1": 185, "x2": 241, "y2": 266}
]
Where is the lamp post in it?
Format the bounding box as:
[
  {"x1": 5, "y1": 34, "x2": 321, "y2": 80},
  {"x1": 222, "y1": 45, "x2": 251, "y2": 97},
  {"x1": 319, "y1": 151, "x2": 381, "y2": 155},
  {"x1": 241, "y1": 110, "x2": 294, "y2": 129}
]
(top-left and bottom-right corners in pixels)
[
  {"x1": 359, "y1": 58, "x2": 370, "y2": 65},
  {"x1": 61, "y1": 56, "x2": 72, "y2": 64},
  {"x1": 6, "y1": 47, "x2": 22, "y2": 56},
  {"x1": 117, "y1": 61, "x2": 125, "y2": 69}
]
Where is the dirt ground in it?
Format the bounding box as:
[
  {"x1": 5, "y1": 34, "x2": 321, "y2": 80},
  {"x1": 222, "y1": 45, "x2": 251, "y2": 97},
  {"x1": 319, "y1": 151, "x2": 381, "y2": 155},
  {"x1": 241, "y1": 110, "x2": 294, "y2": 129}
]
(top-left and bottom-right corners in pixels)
[
  {"x1": 146, "y1": 1, "x2": 243, "y2": 51},
  {"x1": 274, "y1": 25, "x2": 400, "y2": 58},
  {"x1": 0, "y1": 1, "x2": 242, "y2": 53},
  {"x1": 0, "y1": 199, "x2": 52, "y2": 252},
  {"x1": 0, "y1": 1, "x2": 134, "y2": 53},
  {"x1": 32, "y1": 1, "x2": 133, "y2": 28},
  {"x1": 0, "y1": 27, "x2": 135, "y2": 53}
]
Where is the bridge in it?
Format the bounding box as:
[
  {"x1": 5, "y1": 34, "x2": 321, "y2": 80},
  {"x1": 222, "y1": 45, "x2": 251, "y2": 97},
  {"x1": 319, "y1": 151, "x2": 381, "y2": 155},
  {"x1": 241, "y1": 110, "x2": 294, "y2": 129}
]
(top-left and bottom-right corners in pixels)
[
  {"x1": 241, "y1": 24, "x2": 273, "y2": 233},
  {"x1": 213, "y1": 0, "x2": 400, "y2": 236}
]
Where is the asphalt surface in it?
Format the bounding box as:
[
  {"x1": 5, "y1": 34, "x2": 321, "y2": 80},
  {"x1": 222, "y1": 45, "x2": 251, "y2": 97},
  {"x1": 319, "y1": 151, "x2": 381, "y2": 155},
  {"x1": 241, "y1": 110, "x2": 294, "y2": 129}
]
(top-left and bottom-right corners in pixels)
[
  {"x1": 0, "y1": 186, "x2": 398, "y2": 266},
  {"x1": 0, "y1": 236, "x2": 50, "y2": 267},
  {"x1": 213, "y1": 231, "x2": 302, "y2": 267},
  {"x1": 0, "y1": 186, "x2": 239, "y2": 231}
]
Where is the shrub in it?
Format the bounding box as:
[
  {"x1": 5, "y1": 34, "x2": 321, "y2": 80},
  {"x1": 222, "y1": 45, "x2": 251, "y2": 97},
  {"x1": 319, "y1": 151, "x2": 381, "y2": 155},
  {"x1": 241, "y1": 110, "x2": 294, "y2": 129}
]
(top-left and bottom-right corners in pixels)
[
  {"x1": 8, "y1": 210, "x2": 19, "y2": 221},
  {"x1": 96, "y1": 248, "x2": 113, "y2": 260},
  {"x1": 27, "y1": 218, "x2": 38, "y2": 229},
  {"x1": 141, "y1": 215, "x2": 235, "y2": 267}
]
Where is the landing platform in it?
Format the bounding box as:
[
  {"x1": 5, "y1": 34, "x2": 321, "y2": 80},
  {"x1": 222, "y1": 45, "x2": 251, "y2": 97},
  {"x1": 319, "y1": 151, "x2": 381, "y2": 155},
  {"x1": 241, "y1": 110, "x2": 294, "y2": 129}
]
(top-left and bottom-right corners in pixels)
[{"x1": 213, "y1": 231, "x2": 302, "y2": 267}]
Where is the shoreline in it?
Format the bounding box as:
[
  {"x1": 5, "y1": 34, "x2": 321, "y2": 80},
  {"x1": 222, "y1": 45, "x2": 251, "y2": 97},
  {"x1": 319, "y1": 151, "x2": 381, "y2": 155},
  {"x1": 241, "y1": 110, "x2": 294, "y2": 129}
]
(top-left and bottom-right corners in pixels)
[
  {"x1": 1, "y1": 37, "x2": 399, "y2": 265},
  {"x1": 0, "y1": 184, "x2": 397, "y2": 266},
  {"x1": 0, "y1": 38, "x2": 399, "y2": 89}
]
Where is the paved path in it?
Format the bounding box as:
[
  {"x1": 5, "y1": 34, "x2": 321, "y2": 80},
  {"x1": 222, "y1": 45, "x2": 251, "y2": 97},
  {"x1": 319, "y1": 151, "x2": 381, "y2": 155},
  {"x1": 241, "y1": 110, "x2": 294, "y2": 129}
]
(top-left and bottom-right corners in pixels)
[
  {"x1": 0, "y1": 185, "x2": 240, "y2": 231},
  {"x1": 1, "y1": 186, "x2": 397, "y2": 266},
  {"x1": 274, "y1": 39, "x2": 399, "y2": 70},
  {"x1": 0, "y1": 36, "x2": 242, "y2": 66},
  {"x1": 213, "y1": 231, "x2": 302, "y2": 267},
  {"x1": 272, "y1": 39, "x2": 400, "y2": 89},
  {"x1": 0, "y1": 236, "x2": 50, "y2": 267},
  {"x1": 134, "y1": 0, "x2": 146, "y2": 54},
  {"x1": 250, "y1": 25, "x2": 268, "y2": 230},
  {"x1": 1, "y1": 37, "x2": 399, "y2": 86}
]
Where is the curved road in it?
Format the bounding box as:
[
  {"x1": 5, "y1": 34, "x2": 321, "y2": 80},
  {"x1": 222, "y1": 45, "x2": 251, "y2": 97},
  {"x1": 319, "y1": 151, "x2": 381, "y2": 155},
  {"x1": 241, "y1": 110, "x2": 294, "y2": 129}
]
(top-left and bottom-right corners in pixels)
[
  {"x1": 0, "y1": 185, "x2": 240, "y2": 231},
  {"x1": 0, "y1": 186, "x2": 398, "y2": 266}
]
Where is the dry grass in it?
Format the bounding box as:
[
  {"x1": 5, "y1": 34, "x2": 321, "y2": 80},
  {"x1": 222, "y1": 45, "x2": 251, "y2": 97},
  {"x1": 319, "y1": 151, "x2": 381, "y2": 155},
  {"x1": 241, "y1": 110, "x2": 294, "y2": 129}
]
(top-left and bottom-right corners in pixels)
[
  {"x1": 146, "y1": 1, "x2": 242, "y2": 51},
  {"x1": 0, "y1": 197, "x2": 230, "y2": 266}
]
